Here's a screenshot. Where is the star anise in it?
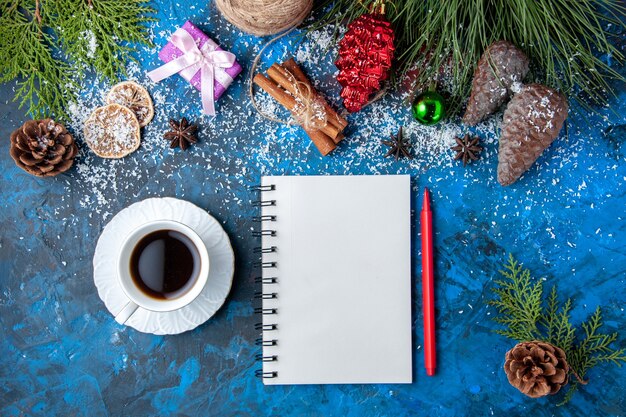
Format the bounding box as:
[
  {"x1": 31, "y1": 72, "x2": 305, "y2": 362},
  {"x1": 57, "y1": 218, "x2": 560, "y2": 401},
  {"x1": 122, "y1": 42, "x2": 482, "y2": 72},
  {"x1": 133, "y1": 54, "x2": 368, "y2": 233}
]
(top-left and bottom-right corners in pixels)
[
  {"x1": 381, "y1": 126, "x2": 412, "y2": 160},
  {"x1": 452, "y1": 134, "x2": 483, "y2": 166},
  {"x1": 164, "y1": 117, "x2": 198, "y2": 150}
]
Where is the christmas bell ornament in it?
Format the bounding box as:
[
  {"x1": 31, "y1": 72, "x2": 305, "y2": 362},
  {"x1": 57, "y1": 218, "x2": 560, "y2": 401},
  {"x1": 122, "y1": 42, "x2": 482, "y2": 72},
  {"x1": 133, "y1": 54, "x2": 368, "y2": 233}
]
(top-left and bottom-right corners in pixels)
[
  {"x1": 497, "y1": 83, "x2": 568, "y2": 186},
  {"x1": 335, "y1": 2, "x2": 395, "y2": 113},
  {"x1": 412, "y1": 91, "x2": 446, "y2": 125},
  {"x1": 504, "y1": 341, "x2": 570, "y2": 398}
]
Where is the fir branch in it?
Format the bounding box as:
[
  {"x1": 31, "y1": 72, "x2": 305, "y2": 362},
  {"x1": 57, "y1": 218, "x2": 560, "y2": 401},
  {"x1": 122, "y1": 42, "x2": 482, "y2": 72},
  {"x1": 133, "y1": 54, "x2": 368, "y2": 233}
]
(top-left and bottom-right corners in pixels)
[
  {"x1": 557, "y1": 384, "x2": 578, "y2": 407},
  {"x1": 307, "y1": 0, "x2": 626, "y2": 113},
  {"x1": 488, "y1": 254, "x2": 542, "y2": 342},
  {"x1": 569, "y1": 308, "x2": 626, "y2": 377},
  {"x1": 0, "y1": 0, "x2": 76, "y2": 118},
  {"x1": 54, "y1": 0, "x2": 155, "y2": 81},
  {"x1": 550, "y1": 297, "x2": 576, "y2": 354},
  {"x1": 0, "y1": 0, "x2": 154, "y2": 119},
  {"x1": 542, "y1": 286, "x2": 560, "y2": 342},
  {"x1": 490, "y1": 254, "x2": 626, "y2": 405}
]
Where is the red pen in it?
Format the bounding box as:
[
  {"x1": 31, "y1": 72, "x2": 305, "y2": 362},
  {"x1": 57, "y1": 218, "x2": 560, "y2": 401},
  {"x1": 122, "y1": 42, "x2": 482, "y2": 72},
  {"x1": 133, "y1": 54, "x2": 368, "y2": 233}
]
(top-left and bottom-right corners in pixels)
[{"x1": 421, "y1": 187, "x2": 436, "y2": 376}]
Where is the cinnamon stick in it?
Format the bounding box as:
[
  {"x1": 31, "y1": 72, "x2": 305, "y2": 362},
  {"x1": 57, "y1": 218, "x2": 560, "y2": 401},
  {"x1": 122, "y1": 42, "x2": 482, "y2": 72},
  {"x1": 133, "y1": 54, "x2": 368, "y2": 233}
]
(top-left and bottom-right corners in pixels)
[
  {"x1": 267, "y1": 65, "x2": 341, "y2": 141},
  {"x1": 304, "y1": 128, "x2": 336, "y2": 156},
  {"x1": 253, "y1": 74, "x2": 336, "y2": 156},
  {"x1": 283, "y1": 58, "x2": 349, "y2": 130},
  {"x1": 254, "y1": 73, "x2": 296, "y2": 108}
]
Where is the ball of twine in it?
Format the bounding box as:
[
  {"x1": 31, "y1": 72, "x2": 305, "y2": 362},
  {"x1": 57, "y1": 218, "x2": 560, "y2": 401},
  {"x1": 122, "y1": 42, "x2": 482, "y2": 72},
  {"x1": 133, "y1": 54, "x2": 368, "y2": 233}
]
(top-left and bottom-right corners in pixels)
[{"x1": 215, "y1": 0, "x2": 313, "y2": 37}]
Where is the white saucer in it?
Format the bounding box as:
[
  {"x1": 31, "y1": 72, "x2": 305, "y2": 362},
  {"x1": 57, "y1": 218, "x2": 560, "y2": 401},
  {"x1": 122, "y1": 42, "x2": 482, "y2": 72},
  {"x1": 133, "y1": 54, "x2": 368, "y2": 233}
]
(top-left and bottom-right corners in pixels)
[{"x1": 93, "y1": 197, "x2": 235, "y2": 335}]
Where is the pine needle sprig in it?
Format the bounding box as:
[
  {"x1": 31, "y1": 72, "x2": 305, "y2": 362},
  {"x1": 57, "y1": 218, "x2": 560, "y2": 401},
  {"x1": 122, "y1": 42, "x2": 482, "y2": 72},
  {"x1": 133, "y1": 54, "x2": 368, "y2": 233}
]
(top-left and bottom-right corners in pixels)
[
  {"x1": 490, "y1": 254, "x2": 625, "y2": 404},
  {"x1": 308, "y1": 0, "x2": 371, "y2": 45}
]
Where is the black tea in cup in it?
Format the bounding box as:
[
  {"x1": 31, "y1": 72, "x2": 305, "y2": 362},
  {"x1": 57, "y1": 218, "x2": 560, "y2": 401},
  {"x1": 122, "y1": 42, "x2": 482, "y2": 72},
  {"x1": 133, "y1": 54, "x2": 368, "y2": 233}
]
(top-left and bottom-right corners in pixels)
[{"x1": 129, "y1": 229, "x2": 201, "y2": 299}]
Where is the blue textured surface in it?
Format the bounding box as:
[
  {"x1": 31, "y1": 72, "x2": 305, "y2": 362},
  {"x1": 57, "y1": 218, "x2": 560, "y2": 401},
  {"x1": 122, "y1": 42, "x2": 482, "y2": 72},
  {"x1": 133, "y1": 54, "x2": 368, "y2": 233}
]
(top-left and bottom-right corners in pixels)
[{"x1": 1, "y1": 2, "x2": 625, "y2": 416}]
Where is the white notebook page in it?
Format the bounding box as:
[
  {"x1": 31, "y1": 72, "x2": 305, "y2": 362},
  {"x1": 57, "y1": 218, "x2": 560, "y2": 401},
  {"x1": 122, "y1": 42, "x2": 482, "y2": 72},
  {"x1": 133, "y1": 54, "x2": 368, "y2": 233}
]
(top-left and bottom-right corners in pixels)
[{"x1": 260, "y1": 175, "x2": 412, "y2": 385}]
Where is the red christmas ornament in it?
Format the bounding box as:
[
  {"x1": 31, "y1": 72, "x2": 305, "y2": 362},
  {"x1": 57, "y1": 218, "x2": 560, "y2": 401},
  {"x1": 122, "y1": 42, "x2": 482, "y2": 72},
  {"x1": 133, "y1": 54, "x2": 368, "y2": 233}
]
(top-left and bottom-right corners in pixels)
[{"x1": 335, "y1": 11, "x2": 395, "y2": 113}]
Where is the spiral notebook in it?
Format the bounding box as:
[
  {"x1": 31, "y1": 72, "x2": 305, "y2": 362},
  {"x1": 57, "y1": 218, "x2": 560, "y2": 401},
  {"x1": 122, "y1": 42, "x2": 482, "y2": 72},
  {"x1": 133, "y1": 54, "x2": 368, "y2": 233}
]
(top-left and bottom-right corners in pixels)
[{"x1": 254, "y1": 175, "x2": 412, "y2": 385}]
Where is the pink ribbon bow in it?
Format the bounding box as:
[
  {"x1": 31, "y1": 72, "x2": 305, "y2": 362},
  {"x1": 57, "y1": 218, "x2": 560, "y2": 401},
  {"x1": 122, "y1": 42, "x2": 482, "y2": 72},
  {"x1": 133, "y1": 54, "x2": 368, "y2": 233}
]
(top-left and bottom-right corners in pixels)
[{"x1": 147, "y1": 28, "x2": 236, "y2": 116}]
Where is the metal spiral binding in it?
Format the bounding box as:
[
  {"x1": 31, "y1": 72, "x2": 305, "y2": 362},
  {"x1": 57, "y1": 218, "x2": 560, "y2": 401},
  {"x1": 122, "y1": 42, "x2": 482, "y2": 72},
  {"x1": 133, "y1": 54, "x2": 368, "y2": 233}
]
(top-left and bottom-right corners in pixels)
[
  {"x1": 252, "y1": 200, "x2": 276, "y2": 207},
  {"x1": 254, "y1": 323, "x2": 277, "y2": 331},
  {"x1": 252, "y1": 215, "x2": 276, "y2": 222},
  {"x1": 249, "y1": 185, "x2": 275, "y2": 192},
  {"x1": 253, "y1": 182, "x2": 279, "y2": 379},
  {"x1": 253, "y1": 261, "x2": 277, "y2": 268},
  {"x1": 254, "y1": 307, "x2": 277, "y2": 315},
  {"x1": 254, "y1": 277, "x2": 277, "y2": 284},
  {"x1": 255, "y1": 370, "x2": 277, "y2": 378},
  {"x1": 252, "y1": 230, "x2": 276, "y2": 237},
  {"x1": 255, "y1": 338, "x2": 277, "y2": 347},
  {"x1": 253, "y1": 246, "x2": 277, "y2": 254},
  {"x1": 254, "y1": 292, "x2": 277, "y2": 299}
]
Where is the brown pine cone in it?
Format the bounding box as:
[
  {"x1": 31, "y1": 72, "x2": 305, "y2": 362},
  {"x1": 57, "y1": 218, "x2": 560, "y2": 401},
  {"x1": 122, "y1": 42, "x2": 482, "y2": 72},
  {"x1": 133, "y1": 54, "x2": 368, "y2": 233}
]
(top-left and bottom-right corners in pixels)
[
  {"x1": 497, "y1": 84, "x2": 568, "y2": 186},
  {"x1": 504, "y1": 341, "x2": 569, "y2": 398},
  {"x1": 463, "y1": 41, "x2": 529, "y2": 126},
  {"x1": 9, "y1": 119, "x2": 78, "y2": 177}
]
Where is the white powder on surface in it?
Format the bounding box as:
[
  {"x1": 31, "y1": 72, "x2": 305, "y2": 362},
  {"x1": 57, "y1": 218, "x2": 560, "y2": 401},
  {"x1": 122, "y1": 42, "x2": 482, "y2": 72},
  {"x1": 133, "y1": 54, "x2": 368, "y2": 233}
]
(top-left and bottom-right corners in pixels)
[
  {"x1": 58, "y1": 21, "x2": 622, "y2": 229},
  {"x1": 63, "y1": 44, "x2": 499, "y2": 216},
  {"x1": 84, "y1": 30, "x2": 98, "y2": 60}
]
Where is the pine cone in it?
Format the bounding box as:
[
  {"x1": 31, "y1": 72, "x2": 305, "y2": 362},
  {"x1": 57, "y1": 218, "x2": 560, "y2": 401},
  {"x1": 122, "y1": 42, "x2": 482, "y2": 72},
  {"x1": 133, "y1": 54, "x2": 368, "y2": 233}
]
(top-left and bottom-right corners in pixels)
[
  {"x1": 504, "y1": 341, "x2": 569, "y2": 398},
  {"x1": 497, "y1": 84, "x2": 568, "y2": 186},
  {"x1": 463, "y1": 41, "x2": 529, "y2": 126},
  {"x1": 9, "y1": 119, "x2": 78, "y2": 177}
]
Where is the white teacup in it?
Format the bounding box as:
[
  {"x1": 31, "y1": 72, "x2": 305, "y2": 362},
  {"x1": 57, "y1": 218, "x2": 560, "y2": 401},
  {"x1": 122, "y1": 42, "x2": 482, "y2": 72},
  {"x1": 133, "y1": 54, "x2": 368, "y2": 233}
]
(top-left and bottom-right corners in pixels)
[{"x1": 115, "y1": 220, "x2": 210, "y2": 324}]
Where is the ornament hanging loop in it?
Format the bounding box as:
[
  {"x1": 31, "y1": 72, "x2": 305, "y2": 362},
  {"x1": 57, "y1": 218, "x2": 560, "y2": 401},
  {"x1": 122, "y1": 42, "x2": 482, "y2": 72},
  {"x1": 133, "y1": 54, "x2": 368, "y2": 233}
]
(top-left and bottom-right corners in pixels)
[{"x1": 366, "y1": 0, "x2": 387, "y2": 14}]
